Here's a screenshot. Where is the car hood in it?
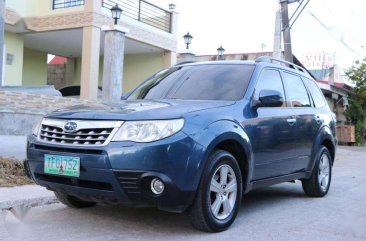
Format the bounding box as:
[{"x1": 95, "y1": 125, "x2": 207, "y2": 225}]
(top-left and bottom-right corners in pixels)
[{"x1": 46, "y1": 99, "x2": 236, "y2": 120}]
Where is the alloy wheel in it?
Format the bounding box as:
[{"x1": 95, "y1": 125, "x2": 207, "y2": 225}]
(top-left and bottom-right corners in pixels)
[{"x1": 209, "y1": 164, "x2": 237, "y2": 220}]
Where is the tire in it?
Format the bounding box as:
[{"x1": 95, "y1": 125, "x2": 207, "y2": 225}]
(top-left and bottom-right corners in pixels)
[
  {"x1": 189, "y1": 150, "x2": 243, "y2": 232},
  {"x1": 54, "y1": 192, "x2": 96, "y2": 208},
  {"x1": 302, "y1": 146, "x2": 332, "y2": 197}
]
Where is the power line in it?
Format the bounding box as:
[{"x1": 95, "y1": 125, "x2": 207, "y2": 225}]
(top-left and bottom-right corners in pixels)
[
  {"x1": 306, "y1": 10, "x2": 361, "y2": 56},
  {"x1": 317, "y1": 0, "x2": 365, "y2": 54}
]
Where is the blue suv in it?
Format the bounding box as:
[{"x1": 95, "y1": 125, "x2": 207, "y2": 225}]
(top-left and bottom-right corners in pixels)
[{"x1": 25, "y1": 57, "x2": 337, "y2": 232}]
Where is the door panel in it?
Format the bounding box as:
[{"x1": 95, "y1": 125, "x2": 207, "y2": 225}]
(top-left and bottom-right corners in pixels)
[
  {"x1": 281, "y1": 72, "x2": 318, "y2": 172},
  {"x1": 245, "y1": 108, "x2": 297, "y2": 180},
  {"x1": 244, "y1": 68, "x2": 298, "y2": 180}
]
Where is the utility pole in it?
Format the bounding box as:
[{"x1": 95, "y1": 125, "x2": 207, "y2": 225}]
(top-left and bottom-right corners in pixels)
[
  {"x1": 273, "y1": 10, "x2": 282, "y2": 59},
  {"x1": 280, "y1": 0, "x2": 293, "y2": 63},
  {"x1": 0, "y1": 0, "x2": 5, "y2": 86}
]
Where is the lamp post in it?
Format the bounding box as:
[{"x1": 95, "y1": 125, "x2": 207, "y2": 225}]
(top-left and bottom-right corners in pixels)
[
  {"x1": 169, "y1": 3, "x2": 176, "y2": 11},
  {"x1": 183, "y1": 32, "x2": 193, "y2": 50},
  {"x1": 217, "y1": 45, "x2": 225, "y2": 60},
  {"x1": 102, "y1": 4, "x2": 129, "y2": 102},
  {"x1": 111, "y1": 4, "x2": 122, "y2": 25}
]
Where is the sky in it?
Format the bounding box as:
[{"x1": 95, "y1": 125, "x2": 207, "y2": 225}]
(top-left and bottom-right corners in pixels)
[{"x1": 149, "y1": 0, "x2": 366, "y2": 70}]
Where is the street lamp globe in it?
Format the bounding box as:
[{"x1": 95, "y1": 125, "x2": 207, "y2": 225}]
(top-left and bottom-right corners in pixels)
[
  {"x1": 111, "y1": 4, "x2": 123, "y2": 25},
  {"x1": 183, "y1": 32, "x2": 193, "y2": 49},
  {"x1": 217, "y1": 45, "x2": 225, "y2": 56},
  {"x1": 169, "y1": 3, "x2": 176, "y2": 11}
]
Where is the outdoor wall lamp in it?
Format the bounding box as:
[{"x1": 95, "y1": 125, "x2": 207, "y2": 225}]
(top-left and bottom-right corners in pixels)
[
  {"x1": 183, "y1": 32, "x2": 193, "y2": 49},
  {"x1": 111, "y1": 4, "x2": 123, "y2": 25},
  {"x1": 217, "y1": 45, "x2": 225, "y2": 56}
]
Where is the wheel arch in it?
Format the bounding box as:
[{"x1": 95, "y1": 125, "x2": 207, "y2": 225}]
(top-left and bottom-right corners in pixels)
[
  {"x1": 309, "y1": 125, "x2": 336, "y2": 171},
  {"x1": 193, "y1": 120, "x2": 254, "y2": 194}
]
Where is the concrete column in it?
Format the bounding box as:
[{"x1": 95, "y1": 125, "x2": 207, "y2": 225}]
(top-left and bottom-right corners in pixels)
[
  {"x1": 170, "y1": 10, "x2": 178, "y2": 37},
  {"x1": 80, "y1": 26, "x2": 101, "y2": 100},
  {"x1": 273, "y1": 10, "x2": 282, "y2": 60},
  {"x1": 163, "y1": 51, "x2": 177, "y2": 67},
  {"x1": 0, "y1": 0, "x2": 5, "y2": 86},
  {"x1": 102, "y1": 25, "x2": 129, "y2": 101},
  {"x1": 84, "y1": 0, "x2": 101, "y2": 12}
]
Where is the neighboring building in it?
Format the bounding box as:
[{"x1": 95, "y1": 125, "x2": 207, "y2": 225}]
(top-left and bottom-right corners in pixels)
[
  {"x1": 3, "y1": 0, "x2": 178, "y2": 99},
  {"x1": 177, "y1": 52, "x2": 353, "y2": 124},
  {"x1": 309, "y1": 66, "x2": 353, "y2": 125}
]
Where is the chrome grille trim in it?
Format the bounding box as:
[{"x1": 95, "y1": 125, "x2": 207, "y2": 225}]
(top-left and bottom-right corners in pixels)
[{"x1": 37, "y1": 118, "x2": 123, "y2": 147}]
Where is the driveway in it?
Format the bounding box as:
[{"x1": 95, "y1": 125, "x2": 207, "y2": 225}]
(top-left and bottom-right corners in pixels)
[{"x1": 1, "y1": 146, "x2": 365, "y2": 241}]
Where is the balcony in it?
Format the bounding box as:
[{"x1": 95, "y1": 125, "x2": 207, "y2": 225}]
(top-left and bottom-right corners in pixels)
[
  {"x1": 53, "y1": 0, "x2": 85, "y2": 9},
  {"x1": 102, "y1": 0, "x2": 172, "y2": 33},
  {"x1": 52, "y1": 0, "x2": 172, "y2": 33}
]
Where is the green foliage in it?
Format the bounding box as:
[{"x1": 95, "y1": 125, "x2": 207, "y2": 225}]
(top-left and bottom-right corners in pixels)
[{"x1": 345, "y1": 58, "x2": 366, "y2": 145}]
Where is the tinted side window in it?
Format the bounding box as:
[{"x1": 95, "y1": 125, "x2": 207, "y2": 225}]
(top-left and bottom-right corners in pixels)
[
  {"x1": 255, "y1": 69, "x2": 286, "y2": 107},
  {"x1": 303, "y1": 77, "x2": 326, "y2": 108},
  {"x1": 282, "y1": 72, "x2": 311, "y2": 107}
]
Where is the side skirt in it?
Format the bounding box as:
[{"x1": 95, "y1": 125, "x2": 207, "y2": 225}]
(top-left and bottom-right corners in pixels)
[{"x1": 244, "y1": 172, "x2": 312, "y2": 194}]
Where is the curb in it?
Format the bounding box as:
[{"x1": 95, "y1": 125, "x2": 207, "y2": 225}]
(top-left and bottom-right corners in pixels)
[{"x1": 0, "y1": 196, "x2": 59, "y2": 211}]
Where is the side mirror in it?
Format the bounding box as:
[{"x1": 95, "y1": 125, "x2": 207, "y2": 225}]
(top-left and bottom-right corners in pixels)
[{"x1": 252, "y1": 89, "x2": 284, "y2": 108}]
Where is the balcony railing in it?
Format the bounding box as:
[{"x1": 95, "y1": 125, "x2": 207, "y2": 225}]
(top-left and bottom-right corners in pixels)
[
  {"x1": 53, "y1": 0, "x2": 85, "y2": 9},
  {"x1": 102, "y1": 0, "x2": 172, "y2": 33}
]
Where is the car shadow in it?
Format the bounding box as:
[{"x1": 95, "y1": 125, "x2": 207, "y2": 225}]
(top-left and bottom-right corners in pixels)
[
  {"x1": 11, "y1": 183, "x2": 309, "y2": 240},
  {"x1": 76, "y1": 183, "x2": 305, "y2": 233}
]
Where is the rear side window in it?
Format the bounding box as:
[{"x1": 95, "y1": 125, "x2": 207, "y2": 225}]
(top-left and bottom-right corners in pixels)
[
  {"x1": 255, "y1": 69, "x2": 286, "y2": 107},
  {"x1": 282, "y1": 72, "x2": 311, "y2": 107},
  {"x1": 303, "y1": 77, "x2": 326, "y2": 108}
]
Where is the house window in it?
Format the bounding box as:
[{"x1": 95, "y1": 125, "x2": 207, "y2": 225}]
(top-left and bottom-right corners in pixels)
[
  {"x1": 53, "y1": 0, "x2": 85, "y2": 9},
  {"x1": 65, "y1": 0, "x2": 84, "y2": 8}
]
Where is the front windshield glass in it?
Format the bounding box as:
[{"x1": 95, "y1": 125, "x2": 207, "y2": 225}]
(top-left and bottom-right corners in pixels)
[{"x1": 127, "y1": 64, "x2": 255, "y2": 101}]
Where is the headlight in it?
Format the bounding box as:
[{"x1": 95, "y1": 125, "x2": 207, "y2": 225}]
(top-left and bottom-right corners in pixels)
[
  {"x1": 32, "y1": 119, "x2": 42, "y2": 136},
  {"x1": 112, "y1": 119, "x2": 184, "y2": 143}
]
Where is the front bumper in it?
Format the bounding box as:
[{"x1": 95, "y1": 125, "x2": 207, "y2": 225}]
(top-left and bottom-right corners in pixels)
[{"x1": 26, "y1": 132, "x2": 205, "y2": 213}]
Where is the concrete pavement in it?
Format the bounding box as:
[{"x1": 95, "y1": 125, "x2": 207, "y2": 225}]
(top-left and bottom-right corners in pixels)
[
  {"x1": 0, "y1": 185, "x2": 56, "y2": 211},
  {"x1": 0, "y1": 146, "x2": 365, "y2": 241}
]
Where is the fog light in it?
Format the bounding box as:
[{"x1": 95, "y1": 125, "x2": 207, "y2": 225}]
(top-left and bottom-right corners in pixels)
[{"x1": 151, "y1": 178, "x2": 164, "y2": 195}]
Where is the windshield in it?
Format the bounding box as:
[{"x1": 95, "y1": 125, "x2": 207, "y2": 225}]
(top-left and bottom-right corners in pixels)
[{"x1": 127, "y1": 64, "x2": 255, "y2": 101}]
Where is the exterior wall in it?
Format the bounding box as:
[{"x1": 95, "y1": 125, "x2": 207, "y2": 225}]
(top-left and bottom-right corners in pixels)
[
  {"x1": 48, "y1": 64, "x2": 66, "y2": 89},
  {"x1": 68, "y1": 53, "x2": 164, "y2": 93},
  {"x1": 123, "y1": 52, "x2": 165, "y2": 92},
  {"x1": 69, "y1": 57, "x2": 82, "y2": 86},
  {"x1": 22, "y1": 48, "x2": 48, "y2": 86},
  {"x1": 4, "y1": 31, "x2": 24, "y2": 85},
  {"x1": 6, "y1": 0, "x2": 83, "y2": 17}
]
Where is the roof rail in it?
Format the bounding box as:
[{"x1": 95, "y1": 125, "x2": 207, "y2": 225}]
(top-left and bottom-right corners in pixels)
[{"x1": 255, "y1": 56, "x2": 308, "y2": 75}]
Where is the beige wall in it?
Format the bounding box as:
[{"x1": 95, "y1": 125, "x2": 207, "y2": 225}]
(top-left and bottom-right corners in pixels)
[
  {"x1": 69, "y1": 53, "x2": 165, "y2": 93},
  {"x1": 4, "y1": 31, "x2": 24, "y2": 85},
  {"x1": 124, "y1": 52, "x2": 165, "y2": 92},
  {"x1": 6, "y1": 0, "x2": 83, "y2": 17},
  {"x1": 22, "y1": 48, "x2": 48, "y2": 86}
]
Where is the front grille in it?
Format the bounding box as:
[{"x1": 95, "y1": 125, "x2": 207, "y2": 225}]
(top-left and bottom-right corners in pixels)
[
  {"x1": 37, "y1": 118, "x2": 123, "y2": 147},
  {"x1": 40, "y1": 124, "x2": 113, "y2": 145}
]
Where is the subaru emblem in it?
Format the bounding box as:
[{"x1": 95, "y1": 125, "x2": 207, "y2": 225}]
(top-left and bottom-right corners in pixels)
[{"x1": 64, "y1": 121, "x2": 77, "y2": 132}]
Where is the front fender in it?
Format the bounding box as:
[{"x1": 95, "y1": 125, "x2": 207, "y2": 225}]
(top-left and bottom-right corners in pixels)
[{"x1": 184, "y1": 120, "x2": 254, "y2": 191}]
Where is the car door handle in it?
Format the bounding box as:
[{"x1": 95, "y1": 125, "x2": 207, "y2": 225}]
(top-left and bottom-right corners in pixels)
[
  {"x1": 315, "y1": 115, "x2": 324, "y2": 124},
  {"x1": 286, "y1": 118, "x2": 296, "y2": 126}
]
